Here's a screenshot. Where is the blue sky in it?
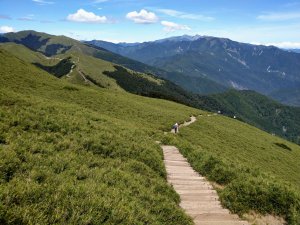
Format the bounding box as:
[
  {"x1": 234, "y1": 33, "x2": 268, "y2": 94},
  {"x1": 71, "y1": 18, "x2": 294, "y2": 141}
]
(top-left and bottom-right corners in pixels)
[{"x1": 1, "y1": 0, "x2": 300, "y2": 47}]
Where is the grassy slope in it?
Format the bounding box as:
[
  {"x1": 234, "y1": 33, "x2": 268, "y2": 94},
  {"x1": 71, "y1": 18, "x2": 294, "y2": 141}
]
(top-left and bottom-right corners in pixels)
[
  {"x1": 163, "y1": 115, "x2": 300, "y2": 224},
  {"x1": 0, "y1": 42, "x2": 60, "y2": 65},
  {"x1": 0, "y1": 43, "x2": 122, "y2": 90},
  {"x1": 197, "y1": 90, "x2": 300, "y2": 144},
  {"x1": 1, "y1": 42, "x2": 212, "y2": 118},
  {"x1": 0, "y1": 42, "x2": 201, "y2": 107},
  {"x1": 2, "y1": 35, "x2": 300, "y2": 224},
  {"x1": 0, "y1": 48, "x2": 202, "y2": 224},
  {"x1": 3, "y1": 42, "x2": 300, "y2": 148}
]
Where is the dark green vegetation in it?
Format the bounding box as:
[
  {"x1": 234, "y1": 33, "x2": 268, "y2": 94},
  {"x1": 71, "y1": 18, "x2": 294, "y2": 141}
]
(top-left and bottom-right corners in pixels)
[
  {"x1": 103, "y1": 65, "x2": 201, "y2": 106},
  {"x1": 197, "y1": 90, "x2": 300, "y2": 144},
  {"x1": 162, "y1": 115, "x2": 300, "y2": 224},
  {"x1": 34, "y1": 57, "x2": 74, "y2": 78},
  {"x1": 89, "y1": 36, "x2": 300, "y2": 106},
  {"x1": 270, "y1": 87, "x2": 300, "y2": 107},
  {"x1": 0, "y1": 48, "x2": 201, "y2": 224}
]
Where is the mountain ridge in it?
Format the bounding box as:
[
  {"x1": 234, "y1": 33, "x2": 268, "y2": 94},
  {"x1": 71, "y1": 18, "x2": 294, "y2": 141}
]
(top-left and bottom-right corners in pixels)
[
  {"x1": 1, "y1": 30, "x2": 299, "y2": 145},
  {"x1": 0, "y1": 30, "x2": 228, "y2": 95},
  {"x1": 87, "y1": 35, "x2": 300, "y2": 106}
]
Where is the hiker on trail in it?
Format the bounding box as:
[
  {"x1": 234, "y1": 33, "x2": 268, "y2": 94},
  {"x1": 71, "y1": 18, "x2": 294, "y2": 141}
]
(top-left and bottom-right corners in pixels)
[{"x1": 173, "y1": 122, "x2": 179, "y2": 133}]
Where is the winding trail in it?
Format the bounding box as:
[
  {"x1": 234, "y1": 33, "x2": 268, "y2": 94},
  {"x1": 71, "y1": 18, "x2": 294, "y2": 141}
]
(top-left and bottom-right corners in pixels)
[
  {"x1": 65, "y1": 55, "x2": 88, "y2": 83},
  {"x1": 171, "y1": 116, "x2": 197, "y2": 133},
  {"x1": 78, "y1": 70, "x2": 88, "y2": 83},
  {"x1": 162, "y1": 116, "x2": 249, "y2": 225}
]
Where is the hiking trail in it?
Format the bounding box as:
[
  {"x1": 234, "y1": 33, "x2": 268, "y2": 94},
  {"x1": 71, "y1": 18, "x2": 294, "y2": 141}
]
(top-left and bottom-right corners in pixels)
[{"x1": 162, "y1": 116, "x2": 249, "y2": 225}]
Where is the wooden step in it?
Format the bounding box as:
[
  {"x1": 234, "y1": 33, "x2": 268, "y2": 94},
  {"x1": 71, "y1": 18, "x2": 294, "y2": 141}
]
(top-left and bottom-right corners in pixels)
[
  {"x1": 193, "y1": 213, "x2": 240, "y2": 221},
  {"x1": 194, "y1": 221, "x2": 249, "y2": 225},
  {"x1": 180, "y1": 195, "x2": 219, "y2": 201},
  {"x1": 180, "y1": 203, "x2": 222, "y2": 210},
  {"x1": 186, "y1": 208, "x2": 230, "y2": 215},
  {"x1": 177, "y1": 189, "x2": 218, "y2": 195},
  {"x1": 161, "y1": 144, "x2": 249, "y2": 225}
]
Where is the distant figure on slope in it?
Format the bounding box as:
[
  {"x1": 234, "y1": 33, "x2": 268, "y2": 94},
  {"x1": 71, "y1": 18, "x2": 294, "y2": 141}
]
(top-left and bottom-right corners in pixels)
[{"x1": 173, "y1": 122, "x2": 179, "y2": 133}]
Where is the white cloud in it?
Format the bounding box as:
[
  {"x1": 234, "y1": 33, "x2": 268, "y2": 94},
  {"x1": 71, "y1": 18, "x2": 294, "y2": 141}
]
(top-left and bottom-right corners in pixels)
[
  {"x1": 158, "y1": 9, "x2": 181, "y2": 17},
  {"x1": 67, "y1": 9, "x2": 108, "y2": 23},
  {"x1": 126, "y1": 9, "x2": 158, "y2": 24},
  {"x1": 251, "y1": 41, "x2": 300, "y2": 49},
  {"x1": 257, "y1": 12, "x2": 300, "y2": 21},
  {"x1": 161, "y1": 21, "x2": 191, "y2": 32},
  {"x1": 157, "y1": 8, "x2": 214, "y2": 21},
  {"x1": 0, "y1": 26, "x2": 15, "y2": 33},
  {"x1": 266, "y1": 42, "x2": 300, "y2": 49},
  {"x1": 193, "y1": 23, "x2": 300, "y2": 49},
  {"x1": 32, "y1": 0, "x2": 54, "y2": 5}
]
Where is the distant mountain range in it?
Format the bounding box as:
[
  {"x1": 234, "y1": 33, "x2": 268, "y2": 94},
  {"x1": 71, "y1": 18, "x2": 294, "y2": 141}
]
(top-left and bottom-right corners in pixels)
[
  {"x1": 0, "y1": 31, "x2": 227, "y2": 95},
  {"x1": 1, "y1": 30, "x2": 300, "y2": 144},
  {"x1": 87, "y1": 35, "x2": 300, "y2": 106}
]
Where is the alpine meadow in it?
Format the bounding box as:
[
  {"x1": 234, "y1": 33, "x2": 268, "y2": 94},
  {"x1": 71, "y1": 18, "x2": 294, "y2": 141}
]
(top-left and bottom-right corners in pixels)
[{"x1": 1, "y1": 0, "x2": 300, "y2": 225}]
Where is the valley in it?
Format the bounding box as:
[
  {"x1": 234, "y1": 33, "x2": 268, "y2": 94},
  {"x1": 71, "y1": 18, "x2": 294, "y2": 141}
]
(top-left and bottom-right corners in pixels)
[
  {"x1": 89, "y1": 36, "x2": 300, "y2": 107},
  {"x1": 0, "y1": 30, "x2": 300, "y2": 225},
  {"x1": 1, "y1": 31, "x2": 300, "y2": 145}
]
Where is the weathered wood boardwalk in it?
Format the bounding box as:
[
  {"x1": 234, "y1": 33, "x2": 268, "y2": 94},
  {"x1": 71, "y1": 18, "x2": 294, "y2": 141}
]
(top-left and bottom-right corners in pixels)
[{"x1": 162, "y1": 115, "x2": 249, "y2": 225}]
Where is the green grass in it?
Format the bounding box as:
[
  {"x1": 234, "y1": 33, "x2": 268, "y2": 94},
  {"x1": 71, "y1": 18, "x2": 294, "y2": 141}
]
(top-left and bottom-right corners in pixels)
[
  {"x1": 4, "y1": 31, "x2": 299, "y2": 148},
  {"x1": 0, "y1": 43, "x2": 60, "y2": 66},
  {"x1": 163, "y1": 115, "x2": 300, "y2": 224},
  {"x1": 72, "y1": 52, "x2": 122, "y2": 90},
  {"x1": 198, "y1": 89, "x2": 300, "y2": 145},
  {"x1": 2, "y1": 34, "x2": 300, "y2": 225},
  {"x1": 34, "y1": 57, "x2": 74, "y2": 78},
  {"x1": 0, "y1": 43, "x2": 122, "y2": 91},
  {"x1": 0, "y1": 42, "x2": 205, "y2": 111},
  {"x1": 0, "y1": 48, "x2": 200, "y2": 224}
]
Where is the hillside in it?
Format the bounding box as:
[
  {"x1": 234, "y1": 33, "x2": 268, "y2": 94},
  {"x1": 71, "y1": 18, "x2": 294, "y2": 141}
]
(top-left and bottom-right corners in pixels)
[
  {"x1": 89, "y1": 36, "x2": 300, "y2": 106},
  {"x1": 1, "y1": 48, "x2": 300, "y2": 224},
  {"x1": 1, "y1": 39, "x2": 299, "y2": 147},
  {"x1": 270, "y1": 87, "x2": 300, "y2": 107},
  {"x1": 164, "y1": 114, "x2": 300, "y2": 224},
  {"x1": 0, "y1": 31, "x2": 227, "y2": 95},
  {"x1": 0, "y1": 42, "x2": 202, "y2": 107},
  {"x1": 0, "y1": 48, "x2": 200, "y2": 224},
  {"x1": 197, "y1": 90, "x2": 300, "y2": 144}
]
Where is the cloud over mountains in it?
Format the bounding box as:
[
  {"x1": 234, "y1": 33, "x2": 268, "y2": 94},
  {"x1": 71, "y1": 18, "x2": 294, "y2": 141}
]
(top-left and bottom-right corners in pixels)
[
  {"x1": 67, "y1": 9, "x2": 108, "y2": 23},
  {"x1": 126, "y1": 9, "x2": 158, "y2": 24}
]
